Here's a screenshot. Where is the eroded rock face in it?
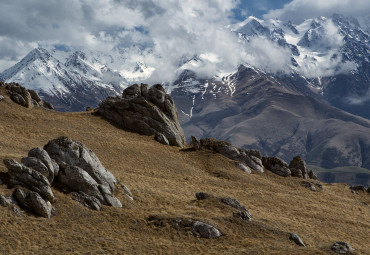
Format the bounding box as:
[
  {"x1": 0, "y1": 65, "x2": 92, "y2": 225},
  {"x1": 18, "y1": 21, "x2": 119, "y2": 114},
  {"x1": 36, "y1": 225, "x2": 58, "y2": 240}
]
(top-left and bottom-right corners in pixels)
[
  {"x1": 262, "y1": 156, "x2": 291, "y2": 177},
  {"x1": 99, "y1": 84, "x2": 185, "y2": 147},
  {"x1": 4, "y1": 82, "x2": 53, "y2": 109},
  {"x1": 3, "y1": 159, "x2": 54, "y2": 202},
  {"x1": 44, "y1": 136, "x2": 117, "y2": 191},
  {"x1": 13, "y1": 188, "x2": 52, "y2": 218}
]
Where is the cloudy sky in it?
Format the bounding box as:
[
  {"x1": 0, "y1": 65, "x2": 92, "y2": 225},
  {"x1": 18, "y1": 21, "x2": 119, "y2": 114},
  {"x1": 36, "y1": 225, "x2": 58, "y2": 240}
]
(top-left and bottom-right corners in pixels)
[{"x1": 0, "y1": 0, "x2": 369, "y2": 76}]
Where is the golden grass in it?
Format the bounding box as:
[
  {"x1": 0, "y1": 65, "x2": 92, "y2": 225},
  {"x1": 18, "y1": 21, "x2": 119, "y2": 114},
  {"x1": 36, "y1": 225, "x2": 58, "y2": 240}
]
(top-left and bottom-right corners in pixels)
[{"x1": 0, "y1": 87, "x2": 369, "y2": 254}]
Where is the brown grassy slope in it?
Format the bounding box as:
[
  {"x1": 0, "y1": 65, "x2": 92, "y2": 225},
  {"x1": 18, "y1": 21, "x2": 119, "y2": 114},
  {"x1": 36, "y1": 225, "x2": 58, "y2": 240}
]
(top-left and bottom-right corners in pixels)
[{"x1": 0, "y1": 87, "x2": 369, "y2": 255}]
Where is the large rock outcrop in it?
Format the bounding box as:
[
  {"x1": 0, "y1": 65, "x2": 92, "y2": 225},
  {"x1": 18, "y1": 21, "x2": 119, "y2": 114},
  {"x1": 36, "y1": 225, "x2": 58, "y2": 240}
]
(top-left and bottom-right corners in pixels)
[
  {"x1": 2, "y1": 137, "x2": 123, "y2": 217},
  {"x1": 4, "y1": 82, "x2": 54, "y2": 109},
  {"x1": 99, "y1": 84, "x2": 185, "y2": 147}
]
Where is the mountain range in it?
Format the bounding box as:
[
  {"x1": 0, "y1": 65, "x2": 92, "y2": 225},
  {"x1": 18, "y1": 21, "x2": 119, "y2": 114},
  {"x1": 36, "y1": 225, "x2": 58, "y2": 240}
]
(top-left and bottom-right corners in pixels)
[{"x1": 1, "y1": 13, "x2": 370, "y2": 176}]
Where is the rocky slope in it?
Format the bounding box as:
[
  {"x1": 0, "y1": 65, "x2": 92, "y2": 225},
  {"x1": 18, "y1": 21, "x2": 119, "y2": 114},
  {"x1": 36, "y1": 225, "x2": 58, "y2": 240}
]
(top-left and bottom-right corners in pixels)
[{"x1": 0, "y1": 85, "x2": 369, "y2": 254}]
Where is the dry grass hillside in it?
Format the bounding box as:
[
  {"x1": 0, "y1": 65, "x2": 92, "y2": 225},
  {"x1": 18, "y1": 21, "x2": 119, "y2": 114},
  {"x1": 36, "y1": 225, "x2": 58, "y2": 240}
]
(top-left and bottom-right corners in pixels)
[{"x1": 0, "y1": 87, "x2": 369, "y2": 255}]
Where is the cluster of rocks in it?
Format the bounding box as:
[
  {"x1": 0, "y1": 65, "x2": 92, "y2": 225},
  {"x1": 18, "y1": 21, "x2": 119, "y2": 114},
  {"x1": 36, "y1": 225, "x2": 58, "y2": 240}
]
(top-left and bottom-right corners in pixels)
[
  {"x1": 350, "y1": 185, "x2": 370, "y2": 194},
  {"x1": 148, "y1": 215, "x2": 221, "y2": 239},
  {"x1": 300, "y1": 181, "x2": 323, "y2": 192},
  {"x1": 191, "y1": 137, "x2": 318, "y2": 180},
  {"x1": 1, "y1": 136, "x2": 123, "y2": 217},
  {"x1": 99, "y1": 84, "x2": 185, "y2": 147},
  {"x1": 195, "y1": 192, "x2": 252, "y2": 222},
  {"x1": 3, "y1": 82, "x2": 53, "y2": 109}
]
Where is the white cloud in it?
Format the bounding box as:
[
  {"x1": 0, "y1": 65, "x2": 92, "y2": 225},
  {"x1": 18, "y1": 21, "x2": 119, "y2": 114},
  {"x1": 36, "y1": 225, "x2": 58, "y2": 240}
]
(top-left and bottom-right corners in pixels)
[{"x1": 264, "y1": 0, "x2": 370, "y2": 23}]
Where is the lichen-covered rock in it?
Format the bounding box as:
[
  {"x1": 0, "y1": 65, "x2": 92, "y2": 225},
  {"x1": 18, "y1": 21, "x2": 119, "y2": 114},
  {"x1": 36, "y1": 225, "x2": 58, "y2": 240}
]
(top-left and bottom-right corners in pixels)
[
  {"x1": 192, "y1": 221, "x2": 221, "y2": 239},
  {"x1": 13, "y1": 188, "x2": 52, "y2": 218},
  {"x1": 99, "y1": 84, "x2": 185, "y2": 147},
  {"x1": 44, "y1": 136, "x2": 117, "y2": 192},
  {"x1": 331, "y1": 241, "x2": 354, "y2": 254},
  {"x1": 289, "y1": 156, "x2": 308, "y2": 178},
  {"x1": 3, "y1": 159, "x2": 54, "y2": 202},
  {"x1": 289, "y1": 233, "x2": 305, "y2": 246},
  {"x1": 262, "y1": 156, "x2": 291, "y2": 177}
]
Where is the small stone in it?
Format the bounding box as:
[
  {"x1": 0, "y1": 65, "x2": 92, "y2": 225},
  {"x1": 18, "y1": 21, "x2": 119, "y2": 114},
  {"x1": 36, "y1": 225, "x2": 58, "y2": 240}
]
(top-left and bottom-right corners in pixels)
[
  {"x1": 121, "y1": 183, "x2": 134, "y2": 200},
  {"x1": 195, "y1": 192, "x2": 213, "y2": 200},
  {"x1": 192, "y1": 221, "x2": 221, "y2": 239},
  {"x1": 331, "y1": 241, "x2": 354, "y2": 254},
  {"x1": 0, "y1": 95, "x2": 4, "y2": 101},
  {"x1": 11, "y1": 205, "x2": 22, "y2": 216},
  {"x1": 235, "y1": 162, "x2": 251, "y2": 173},
  {"x1": 0, "y1": 194, "x2": 10, "y2": 207},
  {"x1": 289, "y1": 233, "x2": 306, "y2": 246},
  {"x1": 351, "y1": 190, "x2": 358, "y2": 195}
]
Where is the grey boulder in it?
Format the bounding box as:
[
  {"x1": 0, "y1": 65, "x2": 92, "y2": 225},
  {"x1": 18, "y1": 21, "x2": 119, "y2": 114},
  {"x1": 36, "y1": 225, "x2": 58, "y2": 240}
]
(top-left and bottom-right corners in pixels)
[
  {"x1": 3, "y1": 159, "x2": 54, "y2": 202},
  {"x1": 289, "y1": 233, "x2": 305, "y2": 247},
  {"x1": 0, "y1": 95, "x2": 4, "y2": 101},
  {"x1": 99, "y1": 84, "x2": 185, "y2": 147},
  {"x1": 331, "y1": 241, "x2": 354, "y2": 254},
  {"x1": 13, "y1": 188, "x2": 52, "y2": 218},
  {"x1": 262, "y1": 156, "x2": 291, "y2": 177},
  {"x1": 58, "y1": 165, "x2": 122, "y2": 207},
  {"x1": 0, "y1": 194, "x2": 10, "y2": 207},
  {"x1": 192, "y1": 221, "x2": 221, "y2": 239},
  {"x1": 44, "y1": 136, "x2": 117, "y2": 192}
]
